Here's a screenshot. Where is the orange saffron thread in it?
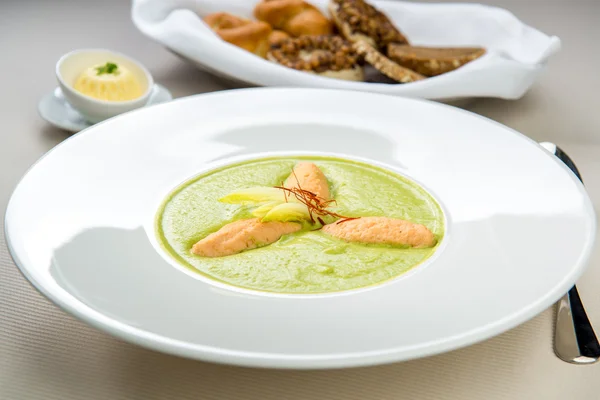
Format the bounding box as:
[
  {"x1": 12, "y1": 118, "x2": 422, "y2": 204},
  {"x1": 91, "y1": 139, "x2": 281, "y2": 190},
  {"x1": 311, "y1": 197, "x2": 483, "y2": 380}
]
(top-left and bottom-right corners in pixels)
[
  {"x1": 335, "y1": 217, "x2": 360, "y2": 225},
  {"x1": 273, "y1": 171, "x2": 356, "y2": 224}
]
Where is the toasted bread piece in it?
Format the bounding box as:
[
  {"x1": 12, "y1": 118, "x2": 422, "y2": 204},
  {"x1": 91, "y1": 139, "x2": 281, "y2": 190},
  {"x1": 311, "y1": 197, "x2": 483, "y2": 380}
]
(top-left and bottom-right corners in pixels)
[
  {"x1": 268, "y1": 30, "x2": 291, "y2": 46},
  {"x1": 315, "y1": 66, "x2": 365, "y2": 81},
  {"x1": 254, "y1": 0, "x2": 333, "y2": 37},
  {"x1": 387, "y1": 44, "x2": 486, "y2": 76},
  {"x1": 354, "y1": 41, "x2": 424, "y2": 83},
  {"x1": 267, "y1": 35, "x2": 364, "y2": 82},
  {"x1": 328, "y1": 0, "x2": 408, "y2": 50},
  {"x1": 204, "y1": 12, "x2": 272, "y2": 58},
  {"x1": 267, "y1": 53, "x2": 364, "y2": 81}
]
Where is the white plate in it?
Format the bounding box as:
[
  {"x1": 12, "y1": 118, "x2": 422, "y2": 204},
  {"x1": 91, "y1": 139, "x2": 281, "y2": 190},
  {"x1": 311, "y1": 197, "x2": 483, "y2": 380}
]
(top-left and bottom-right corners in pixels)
[
  {"x1": 38, "y1": 84, "x2": 173, "y2": 133},
  {"x1": 5, "y1": 88, "x2": 595, "y2": 369},
  {"x1": 132, "y1": 0, "x2": 561, "y2": 100}
]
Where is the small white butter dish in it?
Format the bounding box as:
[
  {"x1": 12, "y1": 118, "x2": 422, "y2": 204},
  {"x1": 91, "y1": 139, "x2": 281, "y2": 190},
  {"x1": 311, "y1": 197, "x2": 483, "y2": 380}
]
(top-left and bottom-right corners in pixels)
[{"x1": 55, "y1": 49, "x2": 158, "y2": 123}]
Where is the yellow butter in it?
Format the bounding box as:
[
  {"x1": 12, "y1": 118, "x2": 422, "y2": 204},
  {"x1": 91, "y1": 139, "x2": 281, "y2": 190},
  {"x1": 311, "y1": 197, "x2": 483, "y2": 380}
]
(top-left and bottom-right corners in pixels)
[{"x1": 73, "y1": 62, "x2": 143, "y2": 101}]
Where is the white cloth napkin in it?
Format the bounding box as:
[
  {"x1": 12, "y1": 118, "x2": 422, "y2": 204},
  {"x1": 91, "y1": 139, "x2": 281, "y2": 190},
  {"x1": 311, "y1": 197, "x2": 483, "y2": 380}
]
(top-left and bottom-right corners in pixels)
[{"x1": 131, "y1": 0, "x2": 561, "y2": 100}]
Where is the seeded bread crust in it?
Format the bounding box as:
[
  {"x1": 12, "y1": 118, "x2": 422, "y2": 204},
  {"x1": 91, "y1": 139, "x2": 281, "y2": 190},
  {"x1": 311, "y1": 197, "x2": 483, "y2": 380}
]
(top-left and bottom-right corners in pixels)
[
  {"x1": 267, "y1": 35, "x2": 365, "y2": 81},
  {"x1": 328, "y1": 0, "x2": 409, "y2": 50},
  {"x1": 354, "y1": 41, "x2": 424, "y2": 83}
]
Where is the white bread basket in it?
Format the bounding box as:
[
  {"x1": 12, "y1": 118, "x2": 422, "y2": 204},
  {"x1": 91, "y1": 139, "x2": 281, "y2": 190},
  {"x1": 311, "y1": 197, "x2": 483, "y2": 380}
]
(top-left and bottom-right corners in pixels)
[{"x1": 132, "y1": 0, "x2": 561, "y2": 101}]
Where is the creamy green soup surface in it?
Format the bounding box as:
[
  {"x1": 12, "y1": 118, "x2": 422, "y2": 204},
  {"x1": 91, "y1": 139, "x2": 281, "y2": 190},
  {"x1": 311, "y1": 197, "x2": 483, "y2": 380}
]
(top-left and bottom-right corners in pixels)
[{"x1": 157, "y1": 156, "x2": 444, "y2": 293}]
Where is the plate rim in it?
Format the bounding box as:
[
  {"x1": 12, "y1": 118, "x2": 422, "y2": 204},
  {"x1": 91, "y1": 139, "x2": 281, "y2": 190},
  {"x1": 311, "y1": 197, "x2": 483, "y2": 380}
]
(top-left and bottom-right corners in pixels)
[{"x1": 7, "y1": 87, "x2": 597, "y2": 369}]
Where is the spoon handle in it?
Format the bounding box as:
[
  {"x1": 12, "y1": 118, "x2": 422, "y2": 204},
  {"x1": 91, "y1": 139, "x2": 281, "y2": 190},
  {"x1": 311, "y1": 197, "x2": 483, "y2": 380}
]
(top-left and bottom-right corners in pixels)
[
  {"x1": 539, "y1": 142, "x2": 600, "y2": 364},
  {"x1": 555, "y1": 288, "x2": 600, "y2": 363}
]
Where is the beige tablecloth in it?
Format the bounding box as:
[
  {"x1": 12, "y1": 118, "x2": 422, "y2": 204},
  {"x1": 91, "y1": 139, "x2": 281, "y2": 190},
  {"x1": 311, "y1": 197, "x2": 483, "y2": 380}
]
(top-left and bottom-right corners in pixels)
[{"x1": 1, "y1": 0, "x2": 599, "y2": 399}]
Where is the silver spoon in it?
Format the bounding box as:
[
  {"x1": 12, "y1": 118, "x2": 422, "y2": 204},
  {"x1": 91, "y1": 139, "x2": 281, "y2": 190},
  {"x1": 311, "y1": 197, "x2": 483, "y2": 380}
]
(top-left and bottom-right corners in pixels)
[{"x1": 539, "y1": 141, "x2": 600, "y2": 364}]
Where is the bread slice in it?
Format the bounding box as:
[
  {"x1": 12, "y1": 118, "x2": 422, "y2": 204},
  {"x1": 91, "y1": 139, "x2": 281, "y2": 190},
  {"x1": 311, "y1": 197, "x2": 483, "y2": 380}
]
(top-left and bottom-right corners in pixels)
[
  {"x1": 316, "y1": 66, "x2": 365, "y2": 82},
  {"x1": 387, "y1": 44, "x2": 486, "y2": 76},
  {"x1": 328, "y1": 0, "x2": 409, "y2": 50},
  {"x1": 266, "y1": 35, "x2": 365, "y2": 82},
  {"x1": 267, "y1": 52, "x2": 365, "y2": 81},
  {"x1": 328, "y1": 1, "x2": 373, "y2": 47},
  {"x1": 353, "y1": 41, "x2": 424, "y2": 83}
]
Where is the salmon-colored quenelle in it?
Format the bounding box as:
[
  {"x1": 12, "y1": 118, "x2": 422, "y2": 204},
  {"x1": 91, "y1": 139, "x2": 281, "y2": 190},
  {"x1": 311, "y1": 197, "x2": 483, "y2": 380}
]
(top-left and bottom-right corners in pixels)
[
  {"x1": 191, "y1": 218, "x2": 301, "y2": 257},
  {"x1": 157, "y1": 156, "x2": 444, "y2": 293},
  {"x1": 284, "y1": 162, "x2": 331, "y2": 200},
  {"x1": 322, "y1": 216, "x2": 436, "y2": 248}
]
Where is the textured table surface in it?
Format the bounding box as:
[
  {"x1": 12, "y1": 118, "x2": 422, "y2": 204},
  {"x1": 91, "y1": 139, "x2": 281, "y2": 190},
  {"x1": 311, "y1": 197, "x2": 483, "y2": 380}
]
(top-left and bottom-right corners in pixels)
[{"x1": 1, "y1": 0, "x2": 599, "y2": 399}]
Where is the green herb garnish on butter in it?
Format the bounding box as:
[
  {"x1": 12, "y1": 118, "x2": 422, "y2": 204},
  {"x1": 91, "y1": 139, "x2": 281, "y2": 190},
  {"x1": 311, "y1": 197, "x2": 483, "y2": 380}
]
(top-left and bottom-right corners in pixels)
[{"x1": 95, "y1": 62, "x2": 119, "y2": 76}]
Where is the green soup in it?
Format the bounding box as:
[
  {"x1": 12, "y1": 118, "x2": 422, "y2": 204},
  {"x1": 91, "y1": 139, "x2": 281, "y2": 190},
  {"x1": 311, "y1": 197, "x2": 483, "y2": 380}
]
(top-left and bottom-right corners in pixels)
[{"x1": 157, "y1": 156, "x2": 444, "y2": 293}]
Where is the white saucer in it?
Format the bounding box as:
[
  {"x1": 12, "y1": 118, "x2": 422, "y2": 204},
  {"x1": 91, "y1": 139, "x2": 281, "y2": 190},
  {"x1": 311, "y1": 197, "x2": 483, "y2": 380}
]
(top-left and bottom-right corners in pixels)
[{"x1": 38, "y1": 84, "x2": 173, "y2": 132}]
